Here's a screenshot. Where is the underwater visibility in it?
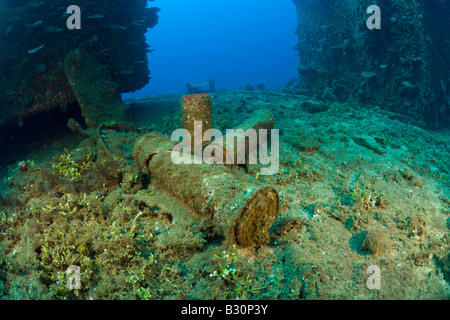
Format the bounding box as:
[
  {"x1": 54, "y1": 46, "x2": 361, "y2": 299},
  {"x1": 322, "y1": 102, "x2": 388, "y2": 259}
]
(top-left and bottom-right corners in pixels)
[{"x1": 0, "y1": 0, "x2": 449, "y2": 303}]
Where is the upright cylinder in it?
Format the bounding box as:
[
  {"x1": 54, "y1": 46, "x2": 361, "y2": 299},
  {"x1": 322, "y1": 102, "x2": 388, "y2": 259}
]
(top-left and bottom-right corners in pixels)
[{"x1": 181, "y1": 94, "x2": 213, "y2": 150}]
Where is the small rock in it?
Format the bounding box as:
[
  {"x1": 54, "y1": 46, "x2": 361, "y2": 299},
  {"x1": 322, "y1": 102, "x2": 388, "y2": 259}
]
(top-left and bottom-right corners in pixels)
[
  {"x1": 360, "y1": 229, "x2": 386, "y2": 255},
  {"x1": 18, "y1": 161, "x2": 29, "y2": 172},
  {"x1": 300, "y1": 100, "x2": 329, "y2": 114}
]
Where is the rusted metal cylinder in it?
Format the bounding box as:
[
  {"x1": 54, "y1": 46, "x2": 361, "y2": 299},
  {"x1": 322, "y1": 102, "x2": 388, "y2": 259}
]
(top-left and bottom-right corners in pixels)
[
  {"x1": 181, "y1": 94, "x2": 213, "y2": 150},
  {"x1": 206, "y1": 109, "x2": 275, "y2": 167},
  {"x1": 234, "y1": 109, "x2": 274, "y2": 132},
  {"x1": 133, "y1": 133, "x2": 280, "y2": 247}
]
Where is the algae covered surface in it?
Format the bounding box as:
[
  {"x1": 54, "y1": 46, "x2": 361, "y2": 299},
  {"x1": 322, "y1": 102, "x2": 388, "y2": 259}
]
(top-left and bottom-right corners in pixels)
[{"x1": 0, "y1": 90, "x2": 448, "y2": 300}]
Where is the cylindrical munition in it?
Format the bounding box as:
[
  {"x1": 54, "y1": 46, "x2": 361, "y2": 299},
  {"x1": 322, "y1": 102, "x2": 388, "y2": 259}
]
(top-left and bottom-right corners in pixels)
[
  {"x1": 234, "y1": 109, "x2": 275, "y2": 132},
  {"x1": 181, "y1": 94, "x2": 213, "y2": 151},
  {"x1": 206, "y1": 109, "x2": 275, "y2": 167},
  {"x1": 133, "y1": 133, "x2": 279, "y2": 247}
]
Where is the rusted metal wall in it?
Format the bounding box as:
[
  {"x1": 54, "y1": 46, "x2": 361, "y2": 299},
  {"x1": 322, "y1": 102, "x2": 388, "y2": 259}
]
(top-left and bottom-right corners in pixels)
[
  {"x1": 292, "y1": 0, "x2": 450, "y2": 128},
  {"x1": 0, "y1": 0, "x2": 159, "y2": 126}
]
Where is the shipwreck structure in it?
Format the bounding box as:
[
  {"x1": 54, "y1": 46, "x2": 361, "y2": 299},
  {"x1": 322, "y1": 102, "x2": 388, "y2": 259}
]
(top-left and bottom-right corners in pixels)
[
  {"x1": 292, "y1": 0, "x2": 450, "y2": 128},
  {"x1": 0, "y1": 0, "x2": 159, "y2": 127}
]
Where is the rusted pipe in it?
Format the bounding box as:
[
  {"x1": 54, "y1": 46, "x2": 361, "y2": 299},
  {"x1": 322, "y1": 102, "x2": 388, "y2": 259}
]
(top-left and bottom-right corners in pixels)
[{"x1": 133, "y1": 133, "x2": 279, "y2": 247}]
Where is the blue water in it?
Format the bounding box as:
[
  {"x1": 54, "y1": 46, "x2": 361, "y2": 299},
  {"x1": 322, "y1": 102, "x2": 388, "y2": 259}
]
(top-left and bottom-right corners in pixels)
[{"x1": 124, "y1": 0, "x2": 298, "y2": 98}]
